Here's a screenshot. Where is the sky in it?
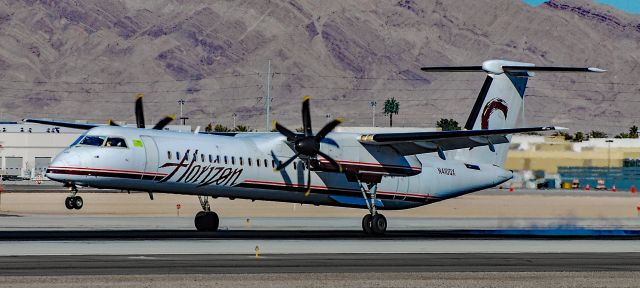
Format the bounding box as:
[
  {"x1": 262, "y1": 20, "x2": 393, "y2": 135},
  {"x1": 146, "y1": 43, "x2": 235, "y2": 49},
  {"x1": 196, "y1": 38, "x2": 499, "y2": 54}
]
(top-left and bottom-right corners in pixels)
[{"x1": 522, "y1": 0, "x2": 640, "y2": 14}]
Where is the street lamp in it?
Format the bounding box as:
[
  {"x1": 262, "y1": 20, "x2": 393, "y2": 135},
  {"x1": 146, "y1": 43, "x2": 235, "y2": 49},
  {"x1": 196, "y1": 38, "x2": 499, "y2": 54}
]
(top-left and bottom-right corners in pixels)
[
  {"x1": 177, "y1": 99, "x2": 189, "y2": 125},
  {"x1": 606, "y1": 139, "x2": 613, "y2": 188},
  {"x1": 370, "y1": 101, "x2": 377, "y2": 127},
  {"x1": 232, "y1": 113, "x2": 237, "y2": 128}
]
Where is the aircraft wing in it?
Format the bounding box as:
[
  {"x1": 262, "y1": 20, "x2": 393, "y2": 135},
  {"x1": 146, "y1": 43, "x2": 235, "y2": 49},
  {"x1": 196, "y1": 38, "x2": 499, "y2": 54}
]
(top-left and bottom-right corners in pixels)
[
  {"x1": 358, "y1": 126, "x2": 563, "y2": 156},
  {"x1": 23, "y1": 118, "x2": 99, "y2": 130}
]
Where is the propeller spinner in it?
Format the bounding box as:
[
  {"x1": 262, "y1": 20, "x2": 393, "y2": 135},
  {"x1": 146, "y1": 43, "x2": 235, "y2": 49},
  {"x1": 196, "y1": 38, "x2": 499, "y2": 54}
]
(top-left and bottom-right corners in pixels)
[{"x1": 273, "y1": 96, "x2": 343, "y2": 195}]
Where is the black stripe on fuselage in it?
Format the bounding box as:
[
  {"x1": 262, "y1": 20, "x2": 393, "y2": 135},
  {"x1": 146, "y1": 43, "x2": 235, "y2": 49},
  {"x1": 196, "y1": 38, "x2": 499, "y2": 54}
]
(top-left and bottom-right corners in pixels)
[
  {"x1": 46, "y1": 168, "x2": 435, "y2": 203},
  {"x1": 46, "y1": 169, "x2": 159, "y2": 181}
]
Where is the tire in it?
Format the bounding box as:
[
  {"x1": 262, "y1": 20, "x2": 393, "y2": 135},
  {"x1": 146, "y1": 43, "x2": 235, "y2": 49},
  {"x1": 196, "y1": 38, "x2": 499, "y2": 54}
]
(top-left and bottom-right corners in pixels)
[
  {"x1": 361, "y1": 214, "x2": 373, "y2": 234},
  {"x1": 195, "y1": 211, "x2": 219, "y2": 232},
  {"x1": 371, "y1": 214, "x2": 387, "y2": 235},
  {"x1": 64, "y1": 197, "x2": 74, "y2": 210},
  {"x1": 73, "y1": 196, "x2": 83, "y2": 210}
]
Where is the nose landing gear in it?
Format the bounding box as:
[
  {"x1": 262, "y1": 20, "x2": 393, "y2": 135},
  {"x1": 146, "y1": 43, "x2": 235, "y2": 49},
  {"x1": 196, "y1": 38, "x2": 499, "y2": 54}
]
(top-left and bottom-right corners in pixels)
[
  {"x1": 194, "y1": 195, "x2": 219, "y2": 232},
  {"x1": 64, "y1": 185, "x2": 83, "y2": 210}
]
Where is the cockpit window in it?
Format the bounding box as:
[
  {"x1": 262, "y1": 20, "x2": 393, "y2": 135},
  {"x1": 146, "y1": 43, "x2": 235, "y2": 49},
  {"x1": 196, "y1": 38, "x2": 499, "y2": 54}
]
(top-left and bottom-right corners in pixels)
[
  {"x1": 70, "y1": 133, "x2": 87, "y2": 147},
  {"x1": 105, "y1": 137, "x2": 128, "y2": 148},
  {"x1": 79, "y1": 136, "x2": 106, "y2": 146}
]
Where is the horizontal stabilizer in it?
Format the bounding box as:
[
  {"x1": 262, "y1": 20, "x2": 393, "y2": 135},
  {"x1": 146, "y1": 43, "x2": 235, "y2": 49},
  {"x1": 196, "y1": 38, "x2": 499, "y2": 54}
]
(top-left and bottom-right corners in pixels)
[{"x1": 421, "y1": 60, "x2": 605, "y2": 75}]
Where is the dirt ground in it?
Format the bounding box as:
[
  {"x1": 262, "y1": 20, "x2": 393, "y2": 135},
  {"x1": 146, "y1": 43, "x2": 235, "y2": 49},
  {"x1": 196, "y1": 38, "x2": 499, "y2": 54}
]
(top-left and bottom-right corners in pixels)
[{"x1": 0, "y1": 190, "x2": 638, "y2": 218}]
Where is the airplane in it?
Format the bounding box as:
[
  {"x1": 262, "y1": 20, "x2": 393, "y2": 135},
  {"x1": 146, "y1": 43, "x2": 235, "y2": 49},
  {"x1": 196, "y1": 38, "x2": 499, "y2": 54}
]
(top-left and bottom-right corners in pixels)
[{"x1": 26, "y1": 60, "x2": 604, "y2": 235}]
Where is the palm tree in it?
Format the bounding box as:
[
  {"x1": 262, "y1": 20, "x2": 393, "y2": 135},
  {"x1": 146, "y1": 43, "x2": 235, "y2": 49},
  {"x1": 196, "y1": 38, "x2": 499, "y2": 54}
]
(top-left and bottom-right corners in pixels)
[{"x1": 383, "y1": 97, "x2": 400, "y2": 127}]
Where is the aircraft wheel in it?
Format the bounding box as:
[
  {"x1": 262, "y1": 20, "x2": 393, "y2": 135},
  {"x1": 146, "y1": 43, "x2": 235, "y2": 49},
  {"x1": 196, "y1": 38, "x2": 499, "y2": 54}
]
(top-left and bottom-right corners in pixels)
[
  {"x1": 72, "y1": 196, "x2": 83, "y2": 210},
  {"x1": 371, "y1": 214, "x2": 387, "y2": 235},
  {"x1": 64, "y1": 197, "x2": 74, "y2": 210},
  {"x1": 195, "y1": 211, "x2": 219, "y2": 232},
  {"x1": 361, "y1": 214, "x2": 373, "y2": 234}
]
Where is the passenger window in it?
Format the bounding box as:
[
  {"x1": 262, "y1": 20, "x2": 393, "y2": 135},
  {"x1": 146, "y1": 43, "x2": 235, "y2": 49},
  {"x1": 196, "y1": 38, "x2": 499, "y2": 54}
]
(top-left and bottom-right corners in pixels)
[
  {"x1": 231, "y1": 157, "x2": 235, "y2": 165},
  {"x1": 176, "y1": 152, "x2": 181, "y2": 160},
  {"x1": 256, "y1": 158, "x2": 260, "y2": 167},
  {"x1": 208, "y1": 154, "x2": 212, "y2": 163},
  {"x1": 201, "y1": 154, "x2": 205, "y2": 162},
  {"x1": 216, "y1": 155, "x2": 221, "y2": 163},
  {"x1": 105, "y1": 137, "x2": 127, "y2": 148},
  {"x1": 264, "y1": 159, "x2": 268, "y2": 168},
  {"x1": 168, "y1": 151, "x2": 172, "y2": 160},
  {"x1": 272, "y1": 160, "x2": 275, "y2": 168},
  {"x1": 79, "y1": 136, "x2": 106, "y2": 146},
  {"x1": 248, "y1": 158, "x2": 252, "y2": 166},
  {"x1": 224, "y1": 156, "x2": 228, "y2": 165},
  {"x1": 185, "y1": 153, "x2": 189, "y2": 161},
  {"x1": 293, "y1": 162, "x2": 297, "y2": 170},
  {"x1": 239, "y1": 157, "x2": 243, "y2": 166}
]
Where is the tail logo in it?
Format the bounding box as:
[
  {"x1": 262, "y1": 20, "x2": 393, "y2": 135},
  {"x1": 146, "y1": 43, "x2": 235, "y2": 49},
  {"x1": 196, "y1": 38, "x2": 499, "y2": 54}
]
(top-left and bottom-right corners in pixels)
[{"x1": 481, "y1": 98, "x2": 508, "y2": 129}]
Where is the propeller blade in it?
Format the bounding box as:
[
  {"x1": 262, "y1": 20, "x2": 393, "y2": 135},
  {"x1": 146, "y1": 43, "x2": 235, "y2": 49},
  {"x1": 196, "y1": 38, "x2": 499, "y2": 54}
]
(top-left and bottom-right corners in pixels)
[
  {"x1": 275, "y1": 153, "x2": 299, "y2": 171},
  {"x1": 302, "y1": 96, "x2": 312, "y2": 137},
  {"x1": 108, "y1": 119, "x2": 119, "y2": 126},
  {"x1": 317, "y1": 150, "x2": 342, "y2": 172},
  {"x1": 152, "y1": 115, "x2": 175, "y2": 130},
  {"x1": 315, "y1": 118, "x2": 343, "y2": 141},
  {"x1": 135, "y1": 93, "x2": 145, "y2": 128},
  {"x1": 304, "y1": 161, "x2": 312, "y2": 196},
  {"x1": 274, "y1": 121, "x2": 298, "y2": 141}
]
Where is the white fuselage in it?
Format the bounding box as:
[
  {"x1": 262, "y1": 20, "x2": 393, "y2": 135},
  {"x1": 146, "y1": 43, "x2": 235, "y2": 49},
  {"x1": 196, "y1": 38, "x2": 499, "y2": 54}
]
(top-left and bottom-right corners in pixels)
[{"x1": 46, "y1": 126, "x2": 512, "y2": 210}]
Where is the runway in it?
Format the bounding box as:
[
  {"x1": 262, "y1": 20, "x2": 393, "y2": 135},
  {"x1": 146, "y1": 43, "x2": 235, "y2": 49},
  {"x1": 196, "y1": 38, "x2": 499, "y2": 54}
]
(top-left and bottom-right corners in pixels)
[
  {"x1": 2, "y1": 253, "x2": 640, "y2": 276},
  {"x1": 1, "y1": 216, "x2": 639, "y2": 286}
]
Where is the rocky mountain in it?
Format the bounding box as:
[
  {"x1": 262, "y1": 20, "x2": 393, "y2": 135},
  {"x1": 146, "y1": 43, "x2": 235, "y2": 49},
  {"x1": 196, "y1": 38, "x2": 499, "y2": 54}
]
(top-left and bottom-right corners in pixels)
[{"x1": 0, "y1": 0, "x2": 638, "y2": 134}]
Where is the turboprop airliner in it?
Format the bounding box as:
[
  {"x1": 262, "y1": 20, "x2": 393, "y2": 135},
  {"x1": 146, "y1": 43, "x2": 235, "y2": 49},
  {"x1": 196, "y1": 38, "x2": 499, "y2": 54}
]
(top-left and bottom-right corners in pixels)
[{"x1": 26, "y1": 60, "x2": 604, "y2": 234}]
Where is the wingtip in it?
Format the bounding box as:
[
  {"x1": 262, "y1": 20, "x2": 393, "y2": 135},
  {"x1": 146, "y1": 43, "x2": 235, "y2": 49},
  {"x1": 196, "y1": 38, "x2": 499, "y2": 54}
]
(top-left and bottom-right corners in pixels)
[
  {"x1": 336, "y1": 118, "x2": 344, "y2": 123},
  {"x1": 136, "y1": 93, "x2": 144, "y2": 99},
  {"x1": 273, "y1": 120, "x2": 278, "y2": 130},
  {"x1": 588, "y1": 67, "x2": 607, "y2": 73},
  {"x1": 168, "y1": 114, "x2": 176, "y2": 120},
  {"x1": 303, "y1": 95, "x2": 310, "y2": 101}
]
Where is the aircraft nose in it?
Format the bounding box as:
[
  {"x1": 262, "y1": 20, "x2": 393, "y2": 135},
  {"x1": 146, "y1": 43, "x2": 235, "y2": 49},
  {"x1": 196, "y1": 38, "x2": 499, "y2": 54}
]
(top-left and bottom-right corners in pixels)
[{"x1": 45, "y1": 151, "x2": 81, "y2": 182}]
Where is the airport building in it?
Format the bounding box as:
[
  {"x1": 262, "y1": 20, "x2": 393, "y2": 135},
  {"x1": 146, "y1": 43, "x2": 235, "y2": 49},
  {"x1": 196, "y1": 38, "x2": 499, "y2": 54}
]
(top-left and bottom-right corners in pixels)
[
  {"x1": 0, "y1": 122, "x2": 191, "y2": 179},
  {"x1": 506, "y1": 135, "x2": 640, "y2": 189}
]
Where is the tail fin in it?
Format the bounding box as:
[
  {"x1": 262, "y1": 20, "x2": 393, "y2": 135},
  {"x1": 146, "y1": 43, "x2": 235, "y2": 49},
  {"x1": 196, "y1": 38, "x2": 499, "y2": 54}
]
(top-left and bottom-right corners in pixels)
[{"x1": 422, "y1": 60, "x2": 605, "y2": 166}]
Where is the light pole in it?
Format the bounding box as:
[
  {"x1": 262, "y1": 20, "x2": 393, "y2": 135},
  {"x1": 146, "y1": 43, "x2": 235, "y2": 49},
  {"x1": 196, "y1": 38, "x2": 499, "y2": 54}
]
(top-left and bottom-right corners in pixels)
[
  {"x1": 606, "y1": 139, "x2": 613, "y2": 188},
  {"x1": 370, "y1": 101, "x2": 377, "y2": 127},
  {"x1": 177, "y1": 99, "x2": 188, "y2": 125},
  {"x1": 232, "y1": 113, "x2": 237, "y2": 128}
]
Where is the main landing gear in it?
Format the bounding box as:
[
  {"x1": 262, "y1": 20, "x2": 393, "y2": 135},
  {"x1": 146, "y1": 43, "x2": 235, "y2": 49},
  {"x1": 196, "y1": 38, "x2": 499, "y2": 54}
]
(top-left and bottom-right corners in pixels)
[
  {"x1": 194, "y1": 195, "x2": 219, "y2": 232},
  {"x1": 358, "y1": 181, "x2": 387, "y2": 235},
  {"x1": 64, "y1": 185, "x2": 83, "y2": 210}
]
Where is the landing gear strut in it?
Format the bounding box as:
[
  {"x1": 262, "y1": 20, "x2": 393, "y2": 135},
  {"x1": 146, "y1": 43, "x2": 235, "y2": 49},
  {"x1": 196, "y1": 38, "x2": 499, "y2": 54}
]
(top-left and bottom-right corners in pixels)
[
  {"x1": 64, "y1": 185, "x2": 83, "y2": 210},
  {"x1": 358, "y1": 181, "x2": 387, "y2": 235},
  {"x1": 194, "y1": 195, "x2": 219, "y2": 232}
]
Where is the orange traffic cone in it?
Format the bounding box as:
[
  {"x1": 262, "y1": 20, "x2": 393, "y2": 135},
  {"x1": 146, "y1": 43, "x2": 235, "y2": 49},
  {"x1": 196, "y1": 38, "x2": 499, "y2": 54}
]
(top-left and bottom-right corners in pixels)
[
  {"x1": 631, "y1": 185, "x2": 637, "y2": 194},
  {"x1": 612, "y1": 185, "x2": 617, "y2": 192},
  {"x1": 585, "y1": 183, "x2": 591, "y2": 191}
]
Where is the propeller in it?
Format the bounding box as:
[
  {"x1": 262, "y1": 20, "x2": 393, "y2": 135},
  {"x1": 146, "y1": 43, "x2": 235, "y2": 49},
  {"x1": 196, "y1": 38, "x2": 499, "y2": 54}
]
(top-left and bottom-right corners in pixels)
[
  {"x1": 273, "y1": 96, "x2": 343, "y2": 195},
  {"x1": 125, "y1": 93, "x2": 175, "y2": 130}
]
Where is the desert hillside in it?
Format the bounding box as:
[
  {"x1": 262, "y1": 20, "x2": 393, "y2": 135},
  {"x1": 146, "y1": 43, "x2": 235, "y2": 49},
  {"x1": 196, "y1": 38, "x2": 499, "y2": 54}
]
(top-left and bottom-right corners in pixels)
[{"x1": 0, "y1": 0, "x2": 638, "y2": 134}]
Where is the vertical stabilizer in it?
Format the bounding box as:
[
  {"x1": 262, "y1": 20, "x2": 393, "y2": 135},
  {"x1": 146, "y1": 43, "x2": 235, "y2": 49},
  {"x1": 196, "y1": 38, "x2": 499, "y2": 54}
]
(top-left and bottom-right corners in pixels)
[{"x1": 421, "y1": 60, "x2": 605, "y2": 166}]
